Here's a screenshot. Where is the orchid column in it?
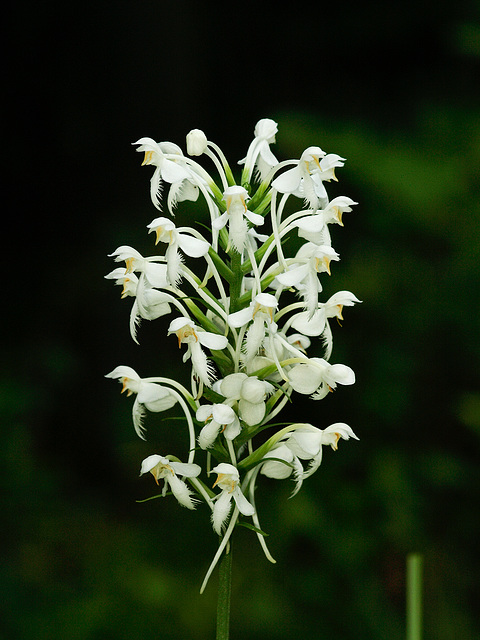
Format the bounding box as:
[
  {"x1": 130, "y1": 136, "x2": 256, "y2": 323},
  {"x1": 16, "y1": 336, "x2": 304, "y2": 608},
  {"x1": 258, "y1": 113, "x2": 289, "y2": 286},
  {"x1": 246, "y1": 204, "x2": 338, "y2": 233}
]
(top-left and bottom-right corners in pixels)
[{"x1": 105, "y1": 118, "x2": 360, "y2": 638}]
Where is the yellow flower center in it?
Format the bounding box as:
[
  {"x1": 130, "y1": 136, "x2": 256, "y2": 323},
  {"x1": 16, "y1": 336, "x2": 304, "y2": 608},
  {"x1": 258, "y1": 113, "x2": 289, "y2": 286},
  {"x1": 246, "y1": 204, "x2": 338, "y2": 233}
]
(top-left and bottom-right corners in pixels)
[
  {"x1": 213, "y1": 473, "x2": 236, "y2": 493},
  {"x1": 252, "y1": 302, "x2": 274, "y2": 322},
  {"x1": 142, "y1": 150, "x2": 154, "y2": 166},
  {"x1": 315, "y1": 256, "x2": 331, "y2": 275},
  {"x1": 174, "y1": 325, "x2": 198, "y2": 347}
]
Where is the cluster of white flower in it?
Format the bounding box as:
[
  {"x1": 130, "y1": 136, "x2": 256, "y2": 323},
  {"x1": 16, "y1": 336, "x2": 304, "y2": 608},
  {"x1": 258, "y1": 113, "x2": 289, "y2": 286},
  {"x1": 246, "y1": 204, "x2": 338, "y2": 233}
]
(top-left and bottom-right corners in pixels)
[{"x1": 106, "y1": 119, "x2": 360, "y2": 591}]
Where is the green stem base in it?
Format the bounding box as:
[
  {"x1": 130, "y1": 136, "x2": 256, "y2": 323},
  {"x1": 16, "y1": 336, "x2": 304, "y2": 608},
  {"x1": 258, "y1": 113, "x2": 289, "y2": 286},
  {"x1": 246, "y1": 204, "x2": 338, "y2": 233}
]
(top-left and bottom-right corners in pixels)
[{"x1": 216, "y1": 547, "x2": 232, "y2": 640}]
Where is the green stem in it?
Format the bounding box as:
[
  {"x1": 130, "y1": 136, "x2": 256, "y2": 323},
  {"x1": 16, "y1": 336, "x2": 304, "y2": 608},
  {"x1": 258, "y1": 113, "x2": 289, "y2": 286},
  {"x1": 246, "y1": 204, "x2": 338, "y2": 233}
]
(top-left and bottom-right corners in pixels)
[
  {"x1": 216, "y1": 546, "x2": 232, "y2": 640},
  {"x1": 229, "y1": 250, "x2": 243, "y2": 313},
  {"x1": 406, "y1": 553, "x2": 423, "y2": 640}
]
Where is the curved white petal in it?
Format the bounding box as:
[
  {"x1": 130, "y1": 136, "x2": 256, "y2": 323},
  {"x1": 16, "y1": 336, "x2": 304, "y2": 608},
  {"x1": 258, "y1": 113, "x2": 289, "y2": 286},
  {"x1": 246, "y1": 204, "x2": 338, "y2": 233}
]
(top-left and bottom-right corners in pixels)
[
  {"x1": 258, "y1": 143, "x2": 278, "y2": 167},
  {"x1": 143, "y1": 263, "x2": 169, "y2": 288},
  {"x1": 160, "y1": 158, "x2": 191, "y2": 184},
  {"x1": 227, "y1": 306, "x2": 254, "y2": 328},
  {"x1": 105, "y1": 365, "x2": 140, "y2": 382},
  {"x1": 244, "y1": 210, "x2": 264, "y2": 226},
  {"x1": 326, "y1": 363, "x2": 356, "y2": 387},
  {"x1": 196, "y1": 404, "x2": 214, "y2": 422},
  {"x1": 170, "y1": 461, "x2": 202, "y2": 477},
  {"x1": 322, "y1": 423, "x2": 359, "y2": 448},
  {"x1": 232, "y1": 487, "x2": 255, "y2": 516},
  {"x1": 168, "y1": 316, "x2": 194, "y2": 333},
  {"x1": 211, "y1": 403, "x2": 236, "y2": 424},
  {"x1": 140, "y1": 454, "x2": 164, "y2": 475},
  {"x1": 223, "y1": 415, "x2": 241, "y2": 441},
  {"x1": 137, "y1": 381, "x2": 168, "y2": 403},
  {"x1": 286, "y1": 430, "x2": 322, "y2": 459},
  {"x1": 261, "y1": 445, "x2": 295, "y2": 479},
  {"x1": 271, "y1": 166, "x2": 301, "y2": 193},
  {"x1": 178, "y1": 234, "x2": 210, "y2": 258},
  {"x1": 288, "y1": 363, "x2": 322, "y2": 395},
  {"x1": 211, "y1": 211, "x2": 229, "y2": 231},
  {"x1": 276, "y1": 264, "x2": 310, "y2": 288},
  {"x1": 240, "y1": 377, "x2": 268, "y2": 404},
  {"x1": 291, "y1": 309, "x2": 327, "y2": 337},
  {"x1": 197, "y1": 331, "x2": 228, "y2": 350}
]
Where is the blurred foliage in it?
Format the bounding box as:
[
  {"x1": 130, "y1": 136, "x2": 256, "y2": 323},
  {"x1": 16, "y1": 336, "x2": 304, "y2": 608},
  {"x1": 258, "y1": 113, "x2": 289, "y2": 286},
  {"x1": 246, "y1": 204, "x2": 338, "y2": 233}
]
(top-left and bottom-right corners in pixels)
[{"x1": 4, "y1": 0, "x2": 480, "y2": 638}]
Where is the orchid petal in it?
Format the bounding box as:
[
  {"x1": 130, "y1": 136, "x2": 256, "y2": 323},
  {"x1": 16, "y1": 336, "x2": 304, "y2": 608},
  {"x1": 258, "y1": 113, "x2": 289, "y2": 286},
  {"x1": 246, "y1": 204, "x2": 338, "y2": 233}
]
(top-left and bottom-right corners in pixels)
[
  {"x1": 232, "y1": 487, "x2": 255, "y2": 516},
  {"x1": 197, "y1": 331, "x2": 228, "y2": 350},
  {"x1": 244, "y1": 210, "x2": 265, "y2": 226},
  {"x1": 178, "y1": 234, "x2": 210, "y2": 258},
  {"x1": 227, "y1": 306, "x2": 254, "y2": 328}
]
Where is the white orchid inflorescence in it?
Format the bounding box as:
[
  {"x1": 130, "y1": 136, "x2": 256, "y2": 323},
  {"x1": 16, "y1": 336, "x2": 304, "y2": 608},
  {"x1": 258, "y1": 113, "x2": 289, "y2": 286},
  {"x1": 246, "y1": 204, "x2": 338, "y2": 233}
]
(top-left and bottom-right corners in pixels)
[{"x1": 105, "y1": 118, "x2": 360, "y2": 592}]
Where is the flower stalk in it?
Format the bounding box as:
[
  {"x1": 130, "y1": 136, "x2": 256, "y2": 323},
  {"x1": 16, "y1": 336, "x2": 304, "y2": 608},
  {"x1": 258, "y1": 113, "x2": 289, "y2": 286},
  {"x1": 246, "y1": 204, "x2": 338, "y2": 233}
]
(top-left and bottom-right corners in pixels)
[{"x1": 216, "y1": 546, "x2": 232, "y2": 640}]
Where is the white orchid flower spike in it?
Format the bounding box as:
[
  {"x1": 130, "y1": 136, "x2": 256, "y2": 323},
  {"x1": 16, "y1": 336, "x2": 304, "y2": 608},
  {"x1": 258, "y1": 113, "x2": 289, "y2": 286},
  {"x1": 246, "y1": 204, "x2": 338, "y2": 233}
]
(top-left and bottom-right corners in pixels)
[{"x1": 106, "y1": 119, "x2": 361, "y2": 591}]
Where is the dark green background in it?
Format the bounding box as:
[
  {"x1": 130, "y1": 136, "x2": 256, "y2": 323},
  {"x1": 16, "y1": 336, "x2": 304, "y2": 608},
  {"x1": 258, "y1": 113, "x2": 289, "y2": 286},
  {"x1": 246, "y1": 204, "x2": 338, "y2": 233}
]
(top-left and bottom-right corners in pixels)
[{"x1": 5, "y1": 1, "x2": 480, "y2": 638}]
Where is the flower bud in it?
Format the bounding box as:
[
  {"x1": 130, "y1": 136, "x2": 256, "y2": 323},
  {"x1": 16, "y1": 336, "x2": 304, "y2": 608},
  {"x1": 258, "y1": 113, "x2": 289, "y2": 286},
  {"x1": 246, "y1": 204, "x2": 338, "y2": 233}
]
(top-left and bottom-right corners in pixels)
[
  {"x1": 186, "y1": 129, "x2": 208, "y2": 156},
  {"x1": 240, "y1": 377, "x2": 267, "y2": 404}
]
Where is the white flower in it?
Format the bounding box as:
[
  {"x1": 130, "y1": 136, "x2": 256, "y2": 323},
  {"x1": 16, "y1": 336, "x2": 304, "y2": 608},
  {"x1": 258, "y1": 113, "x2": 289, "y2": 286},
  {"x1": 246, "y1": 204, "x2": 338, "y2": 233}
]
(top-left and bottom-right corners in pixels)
[
  {"x1": 271, "y1": 146, "x2": 325, "y2": 208},
  {"x1": 294, "y1": 197, "x2": 358, "y2": 246},
  {"x1": 105, "y1": 366, "x2": 177, "y2": 439},
  {"x1": 105, "y1": 267, "x2": 172, "y2": 343},
  {"x1": 288, "y1": 357, "x2": 355, "y2": 399},
  {"x1": 133, "y1": 137, "x2": 193, "y2": 210},
  {"x1": 276, "y1": 243, "x2": 340, "y2": 318},
  {"x1": 147, "y1": 216, "x2": 210, "y2": 285},
  {"x1": 211, "y1": 463, "x2": 255, "y2": 534},
  {"x1": 228, "y1": 292, "x2": 278, "y2": 328},
  {"x1": 290, "y1": 290, "x2": 361, "y2": 359},
  {"x1": 105, "y1": 267, "x2": 139, "y2": 298},
  {"x1": 291, "y1": 290, "x2": 360, "y2": 336},
  {"x1": 168, "y1": 317, "x2": 228, "y2": 387},
  {"x1": 213, "y1": 372, "x2": 273, "y2": 426},
  {"x1": 245, "y1": 329, "x2": 311, "y2": 383},
  {"x1": 140, "y1": 454, "x2": 201, "y2": 509},
  {"x1": 260, "y1": 443, "x2": 305, "y2": 495},
  {"x1": 196, "y1": 403, "x2": 241, "y2": 449},
  {"x1": 321, "y1": 196, "x2": 357, "y2": 226},
  {"x1": 228, "y1": 292, "x2": 278, "y2": 363},
  {"x1": 239, "y1": 118, "x2": 279, "y2": 181},
  {"x1": 212, "y1": 186, "x2": 264, "y2": 253},
  {"x1": 186, "y1": 129, "x2": 208, "y2": 156},
  {"x1": 108, "y1": 246, "x2": 169, "y2": 288},
  {"x1": 284, "y1": 422, "x2": 358, "y2": 477},
  {"x1": 261, "y1": 423, "x2": 358, "y2": 494},
  {"x1": 272, "y1": 147, "x2": 346, "y2": 209},
  {"x1": 307, "y1": 154, "x2": 346, "y2": 207}
]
